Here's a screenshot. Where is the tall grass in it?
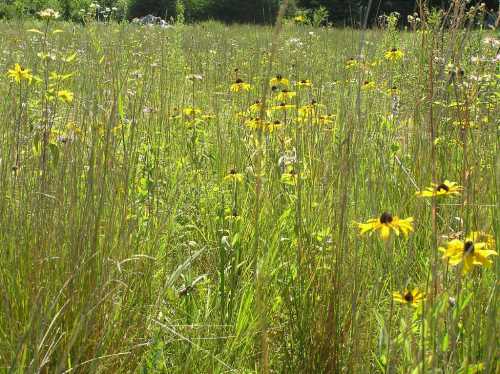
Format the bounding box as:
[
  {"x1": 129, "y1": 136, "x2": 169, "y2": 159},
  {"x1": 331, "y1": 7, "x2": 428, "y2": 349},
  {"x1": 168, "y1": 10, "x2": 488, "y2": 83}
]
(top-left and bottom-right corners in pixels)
[{"x1": 0, "y1": 4, "x2": 498, "y2": 373}]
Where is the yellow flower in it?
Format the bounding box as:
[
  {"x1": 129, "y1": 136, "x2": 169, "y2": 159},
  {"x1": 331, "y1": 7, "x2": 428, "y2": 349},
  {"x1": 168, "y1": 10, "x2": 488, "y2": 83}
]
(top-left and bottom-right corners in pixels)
[
  {"x1": 7, "y1": 64, "x2": 33, "y2": 84},
  {"x1": 293, "y1": 15, "x2": 306, "y2": 24},
  {"x1": 416, "y1": 180, "x2": 462, "y2": 198},
  {"x1": 224, "y1": 169, "x2": 244, "y2": 183},
  {"x1": 249, "y1": 100, "x2": 262, "y2": 113},
  {"x1": 393, "y1": 288, "x2": 425, "y2": 307},
  {"x1": 316, "y1": 114, "x2": 335, "y2": 126},
  {"x1": 38, "y1": 8, "x2": 60, "y2": 19},
  {"x1": 355, "y1": 212, "x2": 414, "y2": 240},
  {"x1": 183, "y1": 107, "x2": 202, "y2": 116},
  {"x1": 225, "y1": 208, "x2": 242, "y2": 222},
  {"x1": 245, "y1": 117, "x2": 263, "y2": 130},
  {"x1": 57, "y1": 90, "x2": 74, "y2": 104},
  {"x1": 269, "y1": 74, "x2": 289, "y2": 87},
  {"x1": 384, "y1": 48, "x2": 404, "y2": 61},
  {"x1": 271, "y1": 102, "x2": 296, "y2": 111},
  {"x1": 297, "y1": 79, "x2": 313, "y2": 88},
  {"x1": 361, "y1": 80, "x2": 376, "y2": 91},
  {"x1": 345, "y1": 58, "x2": 358, "y2": 69},
  {"x1": 298, "y1": 100, "x2": 323, "y2": 116},
  {"x1": 230, "y1": 78, "x2": 251, "y2": 92},
  {"x1": 281, "y1": 169, "x2": 299, "y2": 186},
  {"x1": 439, "y1": 235, "x2": 498, "y2": 275},
  {"x1": 276, "y1": 89, "x2": 296, "y2": 101},
  {"x1": 266, "y1": 120, "x2": 284, "y2": 132}
]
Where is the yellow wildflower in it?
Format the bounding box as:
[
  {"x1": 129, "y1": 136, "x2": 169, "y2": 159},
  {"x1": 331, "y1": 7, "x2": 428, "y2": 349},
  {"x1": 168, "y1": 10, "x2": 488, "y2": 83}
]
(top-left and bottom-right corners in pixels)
[
  {"x1": 276, "y1": 89, "x2": 296, "y2": 101},
  {"x1": 7, "y1": 64, "x2": 33, "y2": 84},
  {"x1": 393, "y1": 288, "x2": 425, "y2": 307},
  {"x1": 269, "y1": 74, "x2": 289, "y2": 87},
  {"x1": 384, "y1": 48, "x2": 404, "y2": 61},
  {"x1": 230, "y1": 78, "x2": 251, "y2": 92},
  {"x1": 355, "y1": 212, "x2": 414, "y2": 240},
  {"x1": 416, "y1": 180, "x2": 462, "y2": 198},
  {"x1": 439, "y1": 235, "x2": 498, "y2": 275},
  {"x1": 297, "y1": 79, "x2": 313, "y2": 88},
  {"x1": 224, "y1": 169, "x2": 244, "y2": 183},
  {"x1": 57, "y1": 90, "x2": 74, "y2": 104}
]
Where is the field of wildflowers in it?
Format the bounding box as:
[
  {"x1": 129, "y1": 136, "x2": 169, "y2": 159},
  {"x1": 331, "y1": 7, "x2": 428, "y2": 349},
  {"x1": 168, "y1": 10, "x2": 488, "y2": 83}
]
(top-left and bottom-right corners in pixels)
[{"x1": 0, "y1": 3, "x2": 498, "y2": 373}]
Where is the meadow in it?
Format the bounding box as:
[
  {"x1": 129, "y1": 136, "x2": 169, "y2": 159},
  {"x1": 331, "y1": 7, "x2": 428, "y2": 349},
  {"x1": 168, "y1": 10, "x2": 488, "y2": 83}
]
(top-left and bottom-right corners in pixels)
[{"x1": 0, "y1": 5, "x2": 498, "y2": 373}]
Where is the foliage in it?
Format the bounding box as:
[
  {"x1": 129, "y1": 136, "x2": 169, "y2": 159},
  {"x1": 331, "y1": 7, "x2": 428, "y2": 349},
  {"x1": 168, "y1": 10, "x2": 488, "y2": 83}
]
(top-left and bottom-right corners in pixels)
[{"x1": 0, "y1": 2, "x2": 499, "y2": 373}]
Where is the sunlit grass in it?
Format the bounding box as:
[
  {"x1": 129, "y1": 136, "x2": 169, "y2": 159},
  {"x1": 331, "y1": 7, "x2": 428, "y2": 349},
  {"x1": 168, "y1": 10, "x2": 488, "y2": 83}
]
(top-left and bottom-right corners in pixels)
[{"x1": 0, "y1": 9, "x2": 498, "y2": 373}]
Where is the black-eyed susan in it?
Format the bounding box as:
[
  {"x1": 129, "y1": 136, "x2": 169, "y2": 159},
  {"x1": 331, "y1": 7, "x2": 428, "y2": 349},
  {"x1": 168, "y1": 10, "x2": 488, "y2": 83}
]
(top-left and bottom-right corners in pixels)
[
  {"x1": 361, "y1": 80, "x2": 376, "y2": 91},
  {"x1": 267, "y1": 120, "x2": 284, "y2": 132},
  {"x1": 393, "y1": 288, "x2": 425, "y2": 307},
  {"x1": 269, "y1": 74, "x2": 289, "y2": 87},
  {"x1": 7, "y1": 64, "x2": 33, "y2": 84},
  {"x1": 297, "y1": 79, "x2": 313, "y2": 88},
  {"x1": 230, "y1": 78, "x2": 251, "y2": 92},
  {"x1": 439, "y1": 235, "x2": 498, "y2": 275},
  {"x1": 416, "y1": 180, "x2": 462, "y2": 198},
  {"x1": 281, "y1": 168, "x2": 299, "y2": 186},
  {"x1": 224, "y1": 169, "x2": 244, "y2": 183},
  {"x1": 249, "y1": 100, "x2": 262, "y2": 113},
  {"x1": 271, "y1": 102, "x2": 296, "y2": 111},
  {"x1": 345, "y1": 58, "x2": 358, "y2": 69},
  {"x1": 316, "y1": 114, "x2": 335, "y2": 126},
  {"x1": 355, "y1": 212, "x2": 414, "y2": 240},
  {"x1": 276, "y1": 89, "x2": 296, "y2": 101},
  {"x1": 245, "y1": 117, "x2": 263, "y2": 130},
  {"x1": 225, "y1": 208, "x2": 242, "y2": 222},
  {"x1": 298, "y1": 100, "x2": 323, "y2": 116},
  {"x1": 384, "y1": 47, "x2": 404, "y2": 61}
]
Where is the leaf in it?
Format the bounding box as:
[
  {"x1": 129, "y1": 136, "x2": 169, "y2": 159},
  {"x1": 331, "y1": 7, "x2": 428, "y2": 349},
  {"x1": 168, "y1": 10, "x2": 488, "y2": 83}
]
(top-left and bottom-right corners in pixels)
[
  {"x1": 62, "y1": 53, "x2": 77, "y2": 63},
  {"x1": 27, "y1": 29, "x2": 44, "y2": 35},
  {"x1": 165, "y1": 247, "x2": 206, "y2": 288},
  {"x1": 52, "y1": 29, "x2": 64, "y2": 34},
  {"x1": 441, "y1": 333, "x2": 449, "y2": 352},
  {"x1": 49, "y1": 143, "x2": 59, "y2": 166}
]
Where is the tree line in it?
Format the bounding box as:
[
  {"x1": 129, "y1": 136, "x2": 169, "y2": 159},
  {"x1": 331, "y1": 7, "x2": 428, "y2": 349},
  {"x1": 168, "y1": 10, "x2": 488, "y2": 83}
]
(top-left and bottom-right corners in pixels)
[{"x1": 1, "y1": 0, "x2": 498, "y2": 24}]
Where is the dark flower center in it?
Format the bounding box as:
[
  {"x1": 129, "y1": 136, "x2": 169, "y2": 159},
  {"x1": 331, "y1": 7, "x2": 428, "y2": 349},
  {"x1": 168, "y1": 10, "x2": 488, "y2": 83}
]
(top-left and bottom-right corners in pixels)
[
  {"x1": 464, "y1": 241, "x2": 474, "y2": 254},
  {"x1": 235, "y1": 78, "x2": 243, "y2": 84},
  {"x1": 300, "y1": 79, "x2": 307, "y2": 83},
  {"x1": 282, "y1": 89, "x2": 289, "y2": 93},
  {"x1": 391, "y1": 47, "x2": 398, "y2": 52},
  {"x1": 276, "y1": 74, "x2": 283, "y2": 80},
  {"x1": 229, "y1": 168, "x2": 237, "y2": 174},
  {"x1": 436, "y1": 183, "x2": 449, "y2": 192},
  {"x1": 380, "y1": 212, "x2": 393, "y2": 224},
  {"x1": 254, "y1": 100, "x2": 261, "y2": 104},
  {"x1": 404, "y1": 292, "x2": 414, "y2": 302},
  {"x1": 311, "y1": 99, "x2": 317, "y2": 105},
  {"x1": 279, "y1": 102, "x2": 286, "y2": 107},
  {"x1": 271, "y1": 85, "x2": 278, "y2": 92},
  {"x1": 273, "y1": 120, "x2": 281, "y2": 125}
]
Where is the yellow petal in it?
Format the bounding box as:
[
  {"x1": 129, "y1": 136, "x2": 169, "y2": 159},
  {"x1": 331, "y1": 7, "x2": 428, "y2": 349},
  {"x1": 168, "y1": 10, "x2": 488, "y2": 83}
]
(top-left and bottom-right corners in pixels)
[{"x1": 380, "y1": 225, "x2": 391, "y2": 240}]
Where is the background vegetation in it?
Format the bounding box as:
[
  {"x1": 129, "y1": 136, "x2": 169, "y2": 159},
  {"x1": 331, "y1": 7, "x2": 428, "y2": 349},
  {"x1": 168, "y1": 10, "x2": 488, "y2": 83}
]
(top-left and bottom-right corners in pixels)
[
  {"x1": 0, "y1": 1, "x2": 499, "y2": 373},
  {"x1": 1, "y1": 0, "x2": 499, "y2": 24}
]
